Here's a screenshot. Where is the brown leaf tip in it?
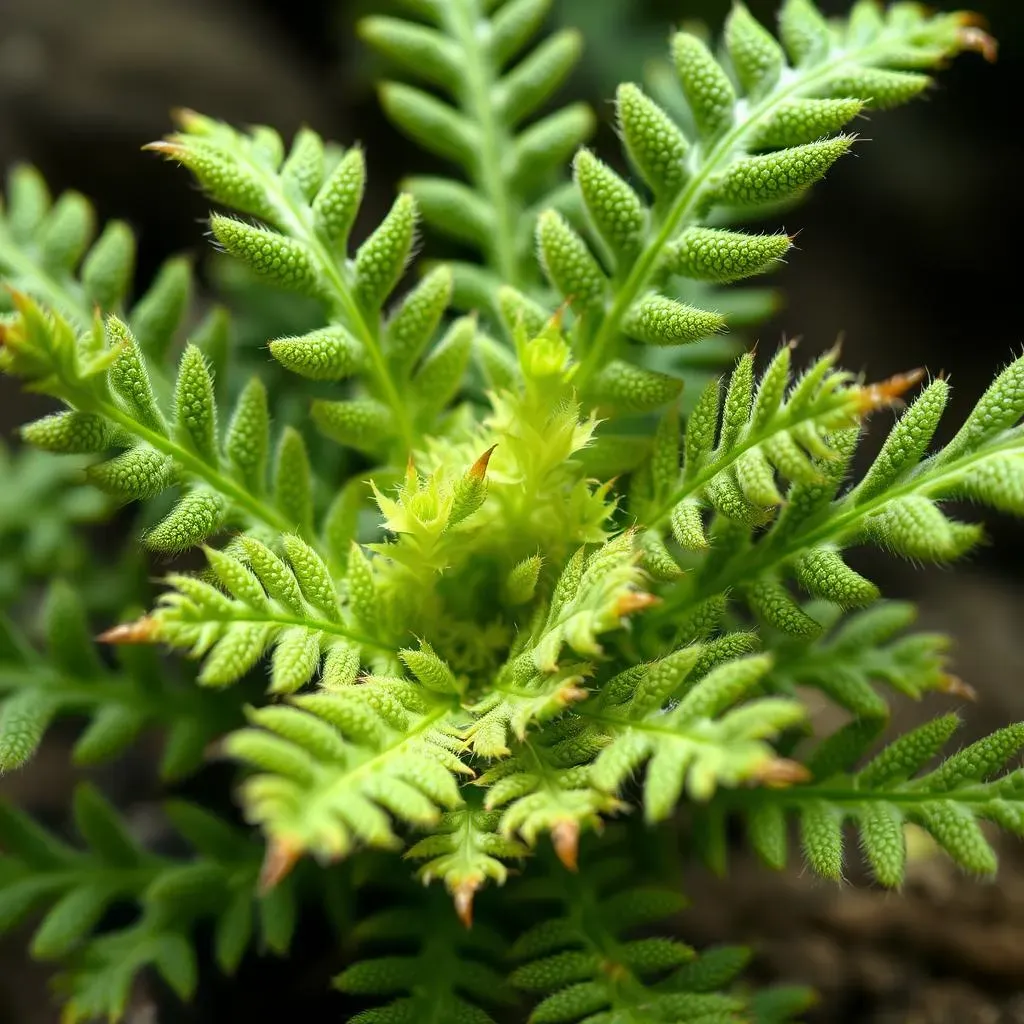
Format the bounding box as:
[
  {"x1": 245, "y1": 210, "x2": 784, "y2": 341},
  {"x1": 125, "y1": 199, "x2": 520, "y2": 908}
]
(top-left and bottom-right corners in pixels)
[
  {"x1": 141, "y1": 140, "x2": 186, "y2": 157},
  {"x1": 754, "y1": 757, "x2": 812, "y2": 788},
  {"x1": 469, "y1": 445, "x2": 498, "y2": 481},
  {"x1": 615, "y1": 591, "x2": 660, "y2": 617},
  {"x1": 453, "y1": 880, "x2": 479, "y2": 929},
  {"x1": 556, "y1": 684, "x2": 589, "y2": 707},
  {"x1": 97, "y1": 617, "x2": 158, "y2": 645},
  {"x1": 552, "y1": 819, "x2": 580, "y2": 872},
  {"x1": 939, "y1": 673, "x2": 978, "y2": 702},
  {"x1": 956, "y1": 17, "x2": 998, "y2": 62},
  {"x1": 259, "y1": 838, "x2": 301, "y2": 893},
  {"x1": 857, "y1": 368, "x2": 926, "y2": 412}
]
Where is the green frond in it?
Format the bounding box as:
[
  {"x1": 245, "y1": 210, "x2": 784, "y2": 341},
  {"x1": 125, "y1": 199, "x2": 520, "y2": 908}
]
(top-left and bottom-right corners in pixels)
[
  {"x1": 0, "y1": 583, "x2": 238, "y2": 780},
  {"x1": 652, "y1": 355, "x2": 1024, "y2": 630},
  {"x1": 406, "y1": 807, "x2": 528, "y2": 922},
  {"x1": 4, "y1": 297, "x2": 323, "y2": 547},
  {"x1": 564, "y1": 1, "x2": 986, "y2": 402},
  {"x1": 147, "y1": 112, "x2": 480, "y2": 457},
  {"x1": 335, "y1": 883, "x2": 514, "y2": 1022},
  {"x1": 146, "y1": 537, "x2": 395, "y2": 691},
  {"x1": 0, "y1": 443, "x2": 110, "y2": 605},
  {"x1": 0, "y1": 786, "x2": 285, "y2": 1024},
  {"x1": 587, "y1": 651, "x2": 806, "y2": 820},
  {"x1": 225, "y1": 677, "x2": 467, "y2": 871},
  {"x1": 475, "y1": 721, "x2": 618, "y2": 863},
  {"x1": 709, "y1": 715, "x2": 1024, "y2": 886},
  {"x1": 510, "y1": 846, "x2": 810, "y2": 1023},
  {"x1": 362, "y1": 0, "x2": 592, "y2": 292},
  {"x1": 766, "y1": 601, "x2": 962, "y2": 718}
]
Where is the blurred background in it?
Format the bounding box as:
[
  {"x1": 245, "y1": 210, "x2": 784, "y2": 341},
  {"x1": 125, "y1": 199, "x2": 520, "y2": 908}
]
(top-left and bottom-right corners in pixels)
[{"x1": 0, "y1": 0, "x2": 1022, "y2": 1021}]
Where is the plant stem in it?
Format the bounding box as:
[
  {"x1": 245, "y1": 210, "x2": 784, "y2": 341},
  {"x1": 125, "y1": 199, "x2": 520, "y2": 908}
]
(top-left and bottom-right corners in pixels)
[
  {"x1": 443, "y1": 0, "x2": 521, "y2": 287},
  {"x1": 657, "y1": 433, "x2": 1024, "y2": 622},
  {"x1": 234, "y1": 148, "x2": 417, "y2": 454},
  {"x1": 574, "y1": 35, "x2": 923, "y2": 393}
]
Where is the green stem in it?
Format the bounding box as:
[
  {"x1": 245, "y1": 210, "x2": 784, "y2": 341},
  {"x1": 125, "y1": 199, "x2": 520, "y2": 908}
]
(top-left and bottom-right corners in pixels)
[
  {"x1": 322, "y1": 705, "x2": 453, "y2": 799},
  {"x1": 574, "y1": 37, "x2": 922, "y2": 393},
  {"x1": 645, "y1": 391, "x2": 855, "y2": 529},
  {"x1": 92, "y1": 397, "x2": 296, "y2": 537},
  {"x1": 170, "y1": 608, "x2": 394, "y2": 655},
  {"x1": 659, "y1": 434, "x2": 1023, "y2": 622},
  {"x1": 443, "y1": 0, "x2": 520, "y2": 286},
  {"x1": 235, "y1": 150, "x2": 416, "y2": 453},
  {"x1": 722, "y1": 782, "x2": 1002, "y2": 809}
]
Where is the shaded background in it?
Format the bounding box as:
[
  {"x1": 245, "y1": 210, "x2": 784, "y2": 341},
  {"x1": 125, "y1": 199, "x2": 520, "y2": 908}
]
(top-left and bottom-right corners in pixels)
[{"x1": 1, "y1": 1, "x2": 1022, "y2": 1021}]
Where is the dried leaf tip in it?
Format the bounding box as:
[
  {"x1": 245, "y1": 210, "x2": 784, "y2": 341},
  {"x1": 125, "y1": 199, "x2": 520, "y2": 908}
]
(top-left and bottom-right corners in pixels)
[
  {"x1": 141, "y1": 140, "x2": 186, "y2": 157},
  {"x1": 453, "y1": 880, "x2": 479, "y2": 928},
  {"x1": 939, "y1": 673, "x2": 978, "y2": 702},
  {"x1": 955, "y1": 15, "x2": 998, "y2": 62},
  {"x1": 97, "y1": 617, "x2": 158, "y2": 645},
  {"x1": 857, "y1": 368, "x2": 927, "y2": 412},
  {"x1": 469, "y1": 445, "x2": 498, "y2": 481},
  {"x1": 753, "y1": 757, "x2": 812, "y2": 788},
  {"x1": 615, "y1": 591, "x2": 660, "y2": 617},
  {"x1": 552, "y1": 819, "x2": 580, "y2": 872},
  {"x1": 259, "y1": 838, "x2": 301, "y2": 893}
]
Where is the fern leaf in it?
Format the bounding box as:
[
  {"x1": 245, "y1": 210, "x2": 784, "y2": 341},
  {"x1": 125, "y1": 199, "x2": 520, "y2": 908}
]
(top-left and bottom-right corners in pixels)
[
  {"x1": 362, "y1": 0, "x2": 592, "y2": 294},
  {"x1": 0, "y1": 583, "x2": 236, "y2": 780}
]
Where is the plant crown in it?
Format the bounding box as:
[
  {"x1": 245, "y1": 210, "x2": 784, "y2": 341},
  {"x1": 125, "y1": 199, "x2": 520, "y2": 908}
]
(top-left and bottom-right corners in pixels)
[{"x1": 0, "y1": 1, "x2": 1013, "y2": 1021}]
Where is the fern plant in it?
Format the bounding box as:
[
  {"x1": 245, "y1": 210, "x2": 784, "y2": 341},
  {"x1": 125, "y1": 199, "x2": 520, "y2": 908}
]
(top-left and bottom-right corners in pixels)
[{"x1": 0, "y1": 1, "x2": 1014, "y2": 1021}]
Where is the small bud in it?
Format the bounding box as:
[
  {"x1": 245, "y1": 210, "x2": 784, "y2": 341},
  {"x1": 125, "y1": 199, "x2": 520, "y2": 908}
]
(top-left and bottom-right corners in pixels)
[
  {"x1": 173, "y1": 344, "x2": 219, "y2": 463},
  {"x1": 671, "y1": 227, "x2": 791, "y2": 284},
  {"x1": 21, "y1": 411, "x2": 112, "y2": 454},
  {"x1": 313, "y1": 147, "x2": 366, "y2": 249},
  {"x1": 221, "y1": 385, "x2": 269, "y2": 502},
  {"x1": 211, "y1": 216, "x2": 321, "y2": 295},
  {"x1": 281, "y1": 127, "x2": 325, "y2": 201},
  {"x1": 312, "y1": 399, "x2": 392, "y2": 455},
  {"x1": 354, "y1": 193, "x2": 418, "y2": 309},
  {"x1": 590, "y1": 360, "x2": 682, "y2": 413},
  {"x1": 145, "y1": 489, "x2": 227, "y2": 553},
  {"x1": 385, "y1": 264, "x2": 453, "y2": 372},
  {"x1": 413, "y1": 315, "x2": 474, "y2": 414},
  {"x1": 506, "y1": 555, "x2": 542, "y2": 605},
  {"x1": 145, "y1": 139, "x2": 272, "y2": 218},
  {"x1": 536, "y1": 209, "x2": 606, "y2": 310},
  {"x1": 715, "y1": 136, "x2": 853, "y2": 208},
  {"x1": 671, "y1": 32, "x2": 736, "y2": 137},
  {"x1": 750, "y1": 98, "x2": 864, "y2": 149},
  {"x1": 88, "y1": 446, "x2": 173, "y2": 500},
  {"x1": 449, "y1": 446, "x2": 495, "y2": 528},
  {"x1": 726, "y1": 2, "x2": 785, "y2": 96},
  {"x1": 81, "y1": 220, "x2": 136, "y2": 311},
  {"x1": 573, "y1": 149, "x2": 645, "y2": 259},
  {"x1": 615, "y1": 84, "x2": 689, "y2": 196},
  {"x1": 270, "y1": 327, "x2": 364, "y2": 382},
  {"x1": 624, "y1": 294, "x2": 724, "y2": 346}
]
